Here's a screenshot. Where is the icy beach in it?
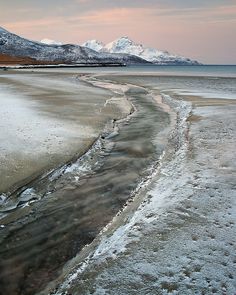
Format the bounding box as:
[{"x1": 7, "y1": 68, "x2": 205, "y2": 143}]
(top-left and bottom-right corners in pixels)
[{"x1": 0, "y1": 66, "x2": 235, "y2": 295}]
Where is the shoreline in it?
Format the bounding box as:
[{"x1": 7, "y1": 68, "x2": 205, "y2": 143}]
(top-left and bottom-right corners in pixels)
[
  {"x1": 38, "y1": 80, "x2": 184, "y2": 295},
  {"x1": 0, "y1": 63, "x2": 126, "y2": 70}
]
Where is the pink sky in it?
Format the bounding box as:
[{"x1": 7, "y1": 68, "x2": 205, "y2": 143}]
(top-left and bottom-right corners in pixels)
[{"x1": 1, "y1": 1, "x2": 236, "y2": 64}]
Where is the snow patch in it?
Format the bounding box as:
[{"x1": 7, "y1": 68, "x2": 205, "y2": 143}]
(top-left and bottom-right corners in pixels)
[
  {"x1": 82, "y1": 40, "x2": 104, "y2": 52},
  {"x1": 40, "y1": 38, "x2": 62, "y2": 45}
]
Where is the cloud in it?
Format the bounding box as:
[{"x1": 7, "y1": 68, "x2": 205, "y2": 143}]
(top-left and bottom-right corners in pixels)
[
  {"x1": 74, "y1": 7, "x2": 155, "y2": 26},
  {"x1": 2, "y1": 17, "x2": 66, "y2": 33},
  {"x1": 73, "y1": 0, "x2": 236, "y2": 12},
  {"x1": 3, "y1": 3, "x2": 235, "y2": 37},
  {"x1": 2, "y1": 7, "x2": 155, "y2": 33}
]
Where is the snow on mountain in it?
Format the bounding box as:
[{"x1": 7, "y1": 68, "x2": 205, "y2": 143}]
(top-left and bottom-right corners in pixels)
[
  {"x1": 0, "y1": 27, "x2": 199, "y2": 66},
  {"x1": 82, "y1": 40, "x2": 104, "y2": 52},
  {"x1": 0, "y1": 28, "x2": 148, "y2": 65},
  {"x1": 83, "y1": 37, "x2": 200, "y2": 65},
  {"x1": 40, "y1": 38, "x2": 62, "y2": 46}
]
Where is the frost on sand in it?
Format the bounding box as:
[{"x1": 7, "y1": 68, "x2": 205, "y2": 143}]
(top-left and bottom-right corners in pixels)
[{"x1": 50, "y1": 93, "x2": 236, "y2": 295}]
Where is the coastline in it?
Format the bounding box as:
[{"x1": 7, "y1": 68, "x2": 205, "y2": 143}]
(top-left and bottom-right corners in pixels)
[
  {"x1": 0, "y1": 71, "x2": 131, "y2": 196},
  {"x1": 44, "y1": 78, "x2": 236, "y2": 295},
  {"x1": 0, "y1": 63, "x2": 126, "y2": 70}
]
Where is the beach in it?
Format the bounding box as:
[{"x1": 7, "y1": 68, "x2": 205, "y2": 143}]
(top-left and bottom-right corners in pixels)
[
  {"x1": 0, "y1": 66, "x2": 235, "y2": 295},
  {"x1": 0, "y1": 70, "x2": 131, "y2": 195}
]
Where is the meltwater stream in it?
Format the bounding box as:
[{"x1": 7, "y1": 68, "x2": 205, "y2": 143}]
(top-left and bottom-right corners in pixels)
[{"x1": 0, "y1": 83, "x2": 170, "y2": 295}]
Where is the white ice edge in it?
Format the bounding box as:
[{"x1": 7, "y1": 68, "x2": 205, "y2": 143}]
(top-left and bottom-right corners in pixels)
[{"x1": 52, "y1": 92, "x2": 192, "y2": 295}]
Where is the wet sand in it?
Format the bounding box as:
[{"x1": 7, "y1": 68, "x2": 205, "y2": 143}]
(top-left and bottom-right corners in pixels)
[{"x1": 0, "y1": 70, "x2": 130, "y2": 194}]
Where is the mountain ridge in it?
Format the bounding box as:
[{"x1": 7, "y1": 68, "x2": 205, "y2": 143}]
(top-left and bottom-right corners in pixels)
[
  {"x1": 0, "y1": 27, "x2": 148, "y2": 66},
  {"x1": 83, "y1": 36, "x2": 200, "y2": 65},
  {"x1": 0, "y1": 27, "x2": 200, "y2": 66}
]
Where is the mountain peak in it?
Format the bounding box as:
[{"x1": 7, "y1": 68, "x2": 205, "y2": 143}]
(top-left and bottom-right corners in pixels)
[
  {"x1": 105, "y1": 36, "x2": 136, "y2": 52},
  {"x1": 82, "y1": 37, "x2": 200, "y2": 65},
  {"x1": 82, "y1": 39, "x2": 104, "y2": 52},
  {"x1": 118, "y1": 36, "x2": 132, "y2": 41}
]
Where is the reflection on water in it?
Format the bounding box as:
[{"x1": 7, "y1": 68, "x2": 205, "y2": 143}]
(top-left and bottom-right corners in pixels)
[{"x1": 0, "y1": 84, "x2": 170, "y2": 295}]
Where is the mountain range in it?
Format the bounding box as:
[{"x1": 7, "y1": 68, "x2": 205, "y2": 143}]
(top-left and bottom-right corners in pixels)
[
  {"x1": 0, "y1": 27, "x2": 147, "y2": 66},
  {"x1": 0, "y1": 26, "x2": 200, "y2": 66},
  {"x1": 82, "y1": 37, "x2": 200, "y2": 65}
]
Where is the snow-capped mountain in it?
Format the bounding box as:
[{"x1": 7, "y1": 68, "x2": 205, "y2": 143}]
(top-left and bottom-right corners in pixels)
[
  {"x1": 83, "y1": 37, "x2": 200, "y2": 65},
  {"x1": 40, "y1": 38, "x2": 62, "y2": 45},
  {"x1": 0, "y1": 27, "x2": 148, "y2": 65},
  {"x1": 82, "y1": 40, "x2": 104, "y2": 52}
]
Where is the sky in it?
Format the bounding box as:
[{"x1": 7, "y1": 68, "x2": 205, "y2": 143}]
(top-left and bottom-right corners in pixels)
[{"x1": 0, "y1": 0, "x2": 236, "y2": 64}]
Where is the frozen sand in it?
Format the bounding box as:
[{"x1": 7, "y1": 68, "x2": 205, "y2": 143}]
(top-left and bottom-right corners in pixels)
[
  {"x1": 0, "y1": 71, "x2": 131, "y2": 194},
  {"x1": 47, "y1": 75, "x2": 236, "y2": 295}
]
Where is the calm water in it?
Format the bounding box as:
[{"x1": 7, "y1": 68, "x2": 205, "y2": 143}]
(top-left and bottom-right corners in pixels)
[
  {"x1": 126, "y1": 65, "x2": 236, "y2": 78},
  {"x1": 29, "y1": 65, "x2": 236, "y2": 78}
]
